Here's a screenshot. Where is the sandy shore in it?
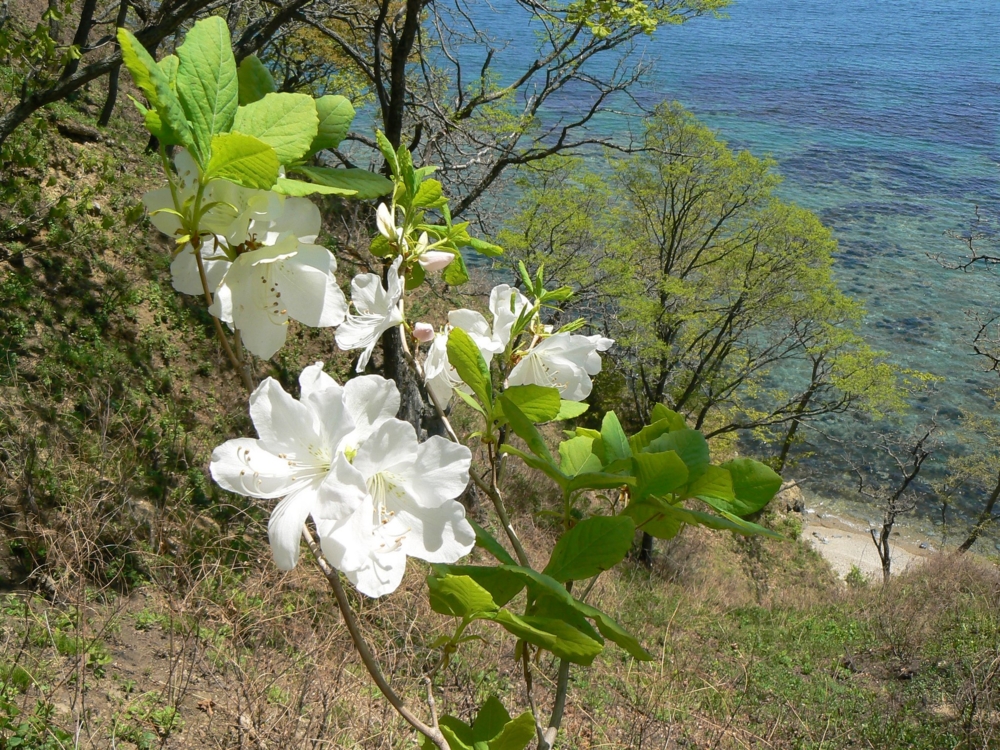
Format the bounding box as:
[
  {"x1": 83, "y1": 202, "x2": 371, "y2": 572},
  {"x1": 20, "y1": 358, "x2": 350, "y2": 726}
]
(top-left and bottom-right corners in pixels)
[{"x1": 799, "y1": 511, "x2": 934, "y2": 580}]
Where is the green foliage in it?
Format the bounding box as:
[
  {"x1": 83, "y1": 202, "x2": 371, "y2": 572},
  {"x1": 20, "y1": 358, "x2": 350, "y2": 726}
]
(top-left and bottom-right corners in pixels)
[
  {"x1": 501, "y1": 106, "x2": 918, "y2": 456},
  {"x1": 423, "y1": 697, "x2": 534, "y2": 750},
  {"x1": 237, "y1": 55, "x2": 276, "y2": 105},
  {"x1": 231, "y1": 92, "x2": 318, "y2": 165}
]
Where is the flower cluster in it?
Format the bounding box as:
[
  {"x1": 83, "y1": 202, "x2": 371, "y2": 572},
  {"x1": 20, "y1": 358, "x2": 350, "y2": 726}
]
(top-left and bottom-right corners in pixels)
[
  {"x1": 210, "y1": 363, "x2": 475, "y2": 596},
  {"x1": 151, "y1": 152, "x2": 616, "y2": 600},
  {"x1": 421, "y1": 283, "x2": 614, "y2": 404}
]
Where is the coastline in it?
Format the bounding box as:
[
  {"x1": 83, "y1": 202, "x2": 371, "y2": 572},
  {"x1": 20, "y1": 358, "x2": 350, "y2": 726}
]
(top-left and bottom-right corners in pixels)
[{"x1": 777, "y1": 481, "x2": 940, "y2": 580}]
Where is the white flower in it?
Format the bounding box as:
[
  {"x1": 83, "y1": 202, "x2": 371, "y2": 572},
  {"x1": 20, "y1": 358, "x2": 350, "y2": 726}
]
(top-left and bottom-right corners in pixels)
[
  {"x1": 207, "y1": 194, "x2": 348, "y2": 359},
  {"x1": 376, "y1": 203, "x2": 402, "y2": 245},
  {"x1": 489, "y1": 284, "x2": 533, "y2": 349},
  {"x1": 508, "y1": 332, "x2": 614, "y2": 401},
  {"x1": 423, "y1": 331, "x2": 462, "y2": 407},
  {"x1": 209, "y1": 363, "x2": 401, "y2": 570},
  {"x1": 336, "y1": 257, "x2": 405, "y2": 372},
  {"x1": 316, "y1": 419, "x2": 474, "y2": 597},
  {"x1": 413, "y1": 232, "x2": 455, "y2": 272},
  {"x1": 421, "y1": 289, "x2": 528, "y2": 405}
]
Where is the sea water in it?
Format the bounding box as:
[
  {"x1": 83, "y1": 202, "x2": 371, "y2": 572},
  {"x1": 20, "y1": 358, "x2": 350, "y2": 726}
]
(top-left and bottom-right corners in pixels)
[{"x1": 440, "y1": 0, "x2": 1000, "y2": 539}]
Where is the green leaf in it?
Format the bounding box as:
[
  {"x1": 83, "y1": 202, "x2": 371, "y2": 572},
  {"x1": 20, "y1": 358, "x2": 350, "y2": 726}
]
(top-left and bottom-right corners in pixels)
[
  {"x1": 624, "y1": 499, "x2": 684, "y2": 540},
  {"x1": 118, "y1": 29, "x2": 193, "y2": 149},
  {"x1": 651, "y1": 403, "x2": 686, "y2": 428},
  {"x1": 468, "y1": 237, "x2": 504, "y2": 257},
  {"x1": 543, "y1": 516, "x2": 636, "y2": 583},
  {"x1": 237, "y1": 55, "x2": 275, "y2": 105},
  {"x1": 310, "y1": 94, "x2": 355, "y2": 153},
  {"x1": 493, "y1": 611, "x2": 602, "y2": 665},
  {"x1": 433, "y1": 565, "x2": 526, "y2": 607},
  {"x1": 376, "y1": 130, "x2": 399, "y2": 174},
  {"x1": 645, "y1": 429, "x2": 710, "y2": 482},
  {"x1": 643, "y1": 497, "x2": 784, "y2": 540},
  {"x1": 472, "y1": 697, "x2": 511, "y2": 743},
  {"x1": 498, "y1": 445, "x2": 567, "y2": 489},
  {"x1": 398, "y1": 145, "x2": 416, "y2": 197},
  {"x1": 558, "y1": 436, "x2": 600, "y2": 477},
  {"x1": 532, "y1": 593, "x2": 602, "y2": 643},
  {"x1": 427, "y1": 575, "x2": 498, "y2": 619},
  {"x1": 294, "y1": 166, "x2": 394, "y2": 199},
  {"x1": 232, "y1": 92, "x2": 318, "y2": 165},
  {"x1": 502, "y1": 385, "x2": 560, "y2": 423},
  {"x1": 565, "y1": 471, "x2": 633, "y2": 493},
  {"x1": 453, "y1": 387, "x2": 487, "y2": 416},
  {"x1": 469, "y1": 519, "x2": 516, "y2": 566},
  {"x1": 689, "y1": 465, "x2": 735, "y2": 505},
  {"x1": 526, "y1": 615, "x2": 604, "y2": 664},
  {"x1": 722, "y1": 459, "x2": 783, "y2": 516},
  {"x1": 554, "y1": 400, "x2": 588, "y2": 421},
  {"x1": 488, "y1": 712, "x2": 535, "y2": 750},
  {"x1": 601, "y1": 412, "x2": 632, "y2": 463},
  {"x1": 158, "y1": 55, "x2": 178, "y2": 90},
  {"x1": 499, "y1": 397, "x2": 554, "y2": 464},
  {"x1": 629, "y1": 417, "x2": 684, "y2": 454},
  {"x1": 448, "y1": 327, "x2": 492, "y2": 407},
  {"x1": 439, "y1": 717, "x2": 475, "y2": 750},
  {"x1": 576, "y1": 602, "x2": 653, "y2": 661},
  {"x1": 413, "y1": 179, "x2": 446, "y2": 209},
  {"x1": 273, "y1": 178, "x2": 357, "y2": 197},
  {"x1": 206, "y1": 133, "x2": 279, "y2": 189},
  {"x1": 632, "y1": 450, "x2": 689, "y2": 501},
  {"x1": 442, "y1": 250, "x2": 470, "y2": 286},
  {"x1": 176, "y1": 16, "x2": 238, "y2": 163}
]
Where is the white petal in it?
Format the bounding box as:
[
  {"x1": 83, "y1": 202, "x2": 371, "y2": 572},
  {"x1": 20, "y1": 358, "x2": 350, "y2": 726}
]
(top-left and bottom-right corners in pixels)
[
  {"x1": 318, "y1": 512, "x2": 408, "y2": 598},
  {"x1": 376, "y1": 203, "x2": 395, "y2": 240},
  {"x1": 449, "y1": 309, "x2": 504, "y2": 357},
  {"x1": 489, "y1": 284, "x2": 532, "y2": 348},
  {"x1": 342, "y1": 376, "x2": 400, "y2": 446},
  {"x1": 173, "y1": 148, "x2": 199, "y2": 188},
  {"x1": 170, "y1": 243, "x2": 230, "y2": 296},
  {"x1": 280, "y1": 197, "x2": 322, "y2": 243},
  {"x1": 317, "y1": 455, "x2": 369, "y2": 519},
  {"x1": 417, "y1": 250, "x2": 455, "y2": 272},
  {"x1": 298, "y1": 361, "x2": 340, "y2": 401},
  {"x1": 335, "y1": 314, "x2": 383, "y2": 371},
  {"x1": 348, "y1": 272, "x2": 384, "y2": 315},
  {"x1": 405, "y1": 436, "x2": 472, "y2": 506},
  {"x1": 395, "y1": 498, "x2": 475, "y2": 564},
  {"x1": 267, "y1": 493, "x2": 313, "y2": 570},
  {"x1": 143, "y1": 186, "x2": 183, "y2": 238},
  {"x1": 249, "y1": 378, "x2": 324, "y2": 458},
  {"x1": 276, "y1": 246, "x2": 347, "y2": 328},
  {"x1": 209, "y1": 437, "x2": 298, "y2": 499},
  {"x1": 351, "y1": 419, "x2": 418, "y2": 480}
]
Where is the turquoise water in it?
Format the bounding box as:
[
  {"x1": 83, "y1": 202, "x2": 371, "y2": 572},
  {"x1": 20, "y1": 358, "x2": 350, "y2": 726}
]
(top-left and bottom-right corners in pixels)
[{"x1": 444, "y1": 0, "x2": 1000, "y2": 533}]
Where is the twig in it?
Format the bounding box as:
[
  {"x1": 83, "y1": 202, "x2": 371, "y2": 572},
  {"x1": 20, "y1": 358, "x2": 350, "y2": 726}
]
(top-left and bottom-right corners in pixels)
[
  {"x1": 192, "y1": 240, "x2": 254, "y2": 393},
  {"x1": 301, "y1": 527, "x2": 448, "y2": 750}
]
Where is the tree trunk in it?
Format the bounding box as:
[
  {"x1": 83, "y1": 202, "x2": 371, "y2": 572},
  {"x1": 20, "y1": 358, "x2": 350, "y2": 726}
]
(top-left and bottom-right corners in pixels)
[
  {"x1": 98, "y1": 0, "x2": 130, "y2": 126},
  {"x1": 637, "y1": 532, "x2": 654, "y2": 567},
  {"x1": 61, "y1": 0, "x2": 100, "y2": 80}
]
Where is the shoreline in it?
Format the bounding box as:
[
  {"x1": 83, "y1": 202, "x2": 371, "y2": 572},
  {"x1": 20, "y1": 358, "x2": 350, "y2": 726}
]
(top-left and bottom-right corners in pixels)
[
  {"x1": 777, "y1": 482, "x2": 941, "y2": 580},
  {"x1": 799, "y1": 511, "x2": 933, "y2": 580}
]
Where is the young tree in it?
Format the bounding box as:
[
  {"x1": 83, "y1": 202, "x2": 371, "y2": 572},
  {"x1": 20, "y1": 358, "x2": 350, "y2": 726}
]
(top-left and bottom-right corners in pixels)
[
  {"x1": 855, "y1": 425, "x2": 937, "y2": 582},
  {"x1": 501, "y1": 104, "x2": 914, "y2": 444}
]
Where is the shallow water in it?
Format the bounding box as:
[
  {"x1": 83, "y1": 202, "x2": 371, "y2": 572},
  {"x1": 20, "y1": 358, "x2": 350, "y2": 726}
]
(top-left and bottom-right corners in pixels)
[{"x1": 443, "y1": 0, "x2": 1000, "y2": 537}]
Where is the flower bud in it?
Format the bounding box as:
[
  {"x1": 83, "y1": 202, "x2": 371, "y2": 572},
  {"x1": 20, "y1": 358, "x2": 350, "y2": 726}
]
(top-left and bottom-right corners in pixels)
[{"x1": 413, "y1": 322, "x2": 435, "y2": 343}]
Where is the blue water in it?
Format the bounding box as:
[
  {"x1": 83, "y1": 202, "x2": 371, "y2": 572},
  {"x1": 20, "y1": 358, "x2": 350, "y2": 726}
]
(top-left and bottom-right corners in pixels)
[{"x1": 436, "y1": 0, "x2": 1000, "y2": 535}]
